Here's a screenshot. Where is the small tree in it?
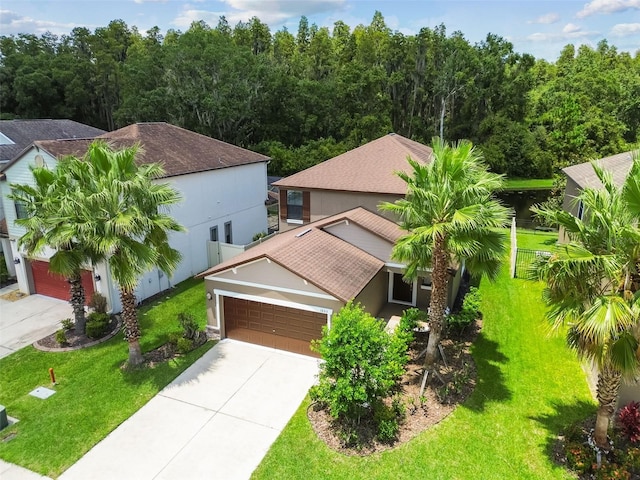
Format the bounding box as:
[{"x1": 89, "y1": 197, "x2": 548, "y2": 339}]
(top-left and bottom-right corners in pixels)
[{"x1": 310, "y1": 302, "x2": 409, "y2": 423}]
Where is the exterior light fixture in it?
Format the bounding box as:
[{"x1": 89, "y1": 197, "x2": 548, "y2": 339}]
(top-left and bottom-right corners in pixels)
[{"x1": 13, "y1": 257, "x2": 20, "y2": 265}]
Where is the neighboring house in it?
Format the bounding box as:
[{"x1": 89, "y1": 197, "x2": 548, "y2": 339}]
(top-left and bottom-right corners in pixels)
[
  {"x1": 562, "y1": 150, "x2": 638, "y2": 406},
  {"x1": 0, "y1": 119, "x2": 105, "y2": 276},
  {"x1": 198, "y1": 207, "x2": 462, "y2": 357},
  {"x1": 273, "y1": 133, "x2": 433, "y2": 231},
  {"x1": 0, "y1": 122, "x2": 270, "y2": 313}
]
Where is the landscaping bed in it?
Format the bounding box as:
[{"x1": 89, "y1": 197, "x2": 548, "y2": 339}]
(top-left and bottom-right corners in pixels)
[{"x1": 308, "y1": 321, "x2": 479, "y2": 455}]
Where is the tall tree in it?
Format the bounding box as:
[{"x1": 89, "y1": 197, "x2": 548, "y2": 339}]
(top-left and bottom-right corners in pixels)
[
  {"x1": 381, "y1": 138, "x2": 510, "y2": 368},
  {"x1": 10, "y1": 163, "x2": 102, "y2": 334},
  {"x1": 72, "y1": 141, "x2": 184, "y2": 365},
  {"x1": 531, "y1": 156, "x2": 640, "y2": 448}
]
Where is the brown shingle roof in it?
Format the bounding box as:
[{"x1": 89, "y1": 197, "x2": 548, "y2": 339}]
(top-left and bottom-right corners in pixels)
[
  {"x1": 563, "y1": 151, "x2": 636, "y2": 189},
  {"x1": 198, "y1": 207, "x2": 401, "y2": 302},
  {"x1": 7, "y1": 122, "x2": 269, "y2": 178},
  {"x1": 273, "y1": 133, "x2": 432, "y2": 194}
]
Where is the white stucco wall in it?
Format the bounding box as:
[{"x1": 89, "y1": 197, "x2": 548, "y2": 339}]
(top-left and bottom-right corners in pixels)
[{"x1": 1, "y1": 146, "x2": 268, "y2": 313}]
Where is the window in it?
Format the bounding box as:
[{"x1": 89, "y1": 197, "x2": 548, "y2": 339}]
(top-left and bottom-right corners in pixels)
[
  {"x1": 577, "y1": 200, "x2": 584, "y2": 220},
  {"x1": 14, "y1": 200, "x2": 28, "y2": 220},
  {"x1": 210, "y1": 226, "x2": 218, "y2": 242},
  {"x1": 224, "y1": 221, "x2": 232, "y2": 244},
  {"x1": 287, "y1": 190, "x2": 303, "y2": 222}
]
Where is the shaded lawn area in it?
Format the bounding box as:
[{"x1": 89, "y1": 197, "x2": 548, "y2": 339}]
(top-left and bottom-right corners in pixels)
[
  {"x1": 0, "y1": 277, "x2": 213, "y2": 478},
  {"x1": 252, "y1": 263, "x2": 594, "y2": 479}
]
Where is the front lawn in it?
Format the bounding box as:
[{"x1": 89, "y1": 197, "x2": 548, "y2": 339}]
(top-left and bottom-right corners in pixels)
[
  {"x1": 252, "y1": 263, "x2": 594, "y2": 479},
  {"x1": 0, "y1": 277, "x2": 214, "y2": 478}
]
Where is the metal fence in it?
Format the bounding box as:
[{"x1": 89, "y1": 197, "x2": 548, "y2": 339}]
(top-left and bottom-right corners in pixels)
[{"x1": 513, "y1": 248, "x2": 551, "y2": 279}]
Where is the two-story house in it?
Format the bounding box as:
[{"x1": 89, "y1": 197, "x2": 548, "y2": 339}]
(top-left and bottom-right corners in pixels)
[
  {"x1": 0, "y1": 119, "x2": 105, "y2": 277},
  {"x1": 0, "y1": 122, "x2": 270, "y2": 313}
]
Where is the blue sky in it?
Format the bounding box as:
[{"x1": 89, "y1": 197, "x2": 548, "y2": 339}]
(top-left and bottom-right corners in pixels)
[{"x1": 1, "y1": 0, "x2": 639, "y2": 60}]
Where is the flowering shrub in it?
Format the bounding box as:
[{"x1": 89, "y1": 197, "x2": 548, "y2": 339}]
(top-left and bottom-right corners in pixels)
[{"x1": 618, "y1": 402, "x2": 640, "y2": 444}]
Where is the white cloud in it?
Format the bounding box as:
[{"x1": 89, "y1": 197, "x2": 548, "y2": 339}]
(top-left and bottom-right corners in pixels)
[
  {"x1": 563, "y1": 23, "x2": 581, "y2": 33},
  {"x1": 577, "y1": 0, "x2": 640, "y2": 18},
  {"x1": 0, "y1": 9, "x2": 81, "y2": 35},
  {"x1": 611, "y1": 22, "x2": 640, "y2": 35},
  {"x1": 528, "y1": 13, "x2": 560, "y2": 24},
  {"x1": 527, "y1": 23, "x2": 599, "y2": 42},
  {"x1": 172, "y1": 0, "x2": 346, "y2": 29}
]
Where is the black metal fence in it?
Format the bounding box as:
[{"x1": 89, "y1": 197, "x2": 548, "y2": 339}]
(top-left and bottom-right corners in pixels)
[{"x1": 514, "y1": 248, "x2": 551, "y2": 279}]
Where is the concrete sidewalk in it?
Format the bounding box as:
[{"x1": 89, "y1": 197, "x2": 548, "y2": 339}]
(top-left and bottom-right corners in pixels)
[
  {"x1": 0, "y1": 460, "x2": 52, "y2": 480},
  {"x1": 59, "y1": 340, "x2": 319, "y2": 480},
  {"x1": 0, "y1": 284, "x2": 73, "y2": 359}
]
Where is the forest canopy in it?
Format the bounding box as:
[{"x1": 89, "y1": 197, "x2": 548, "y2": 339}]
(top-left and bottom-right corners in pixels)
[{"x1": 1, "y1": 12, "x2": 639, "y2": 178}]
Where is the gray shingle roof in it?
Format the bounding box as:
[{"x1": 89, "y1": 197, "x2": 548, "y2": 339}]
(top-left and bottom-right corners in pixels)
[
  {"x1": 0, "y1": 119, "x2": 105, "y2": 163},
  {"x1": 563, "y1": 151, "x2": 636, "y2": 189},
  {"x1": 273, "y1": 133, "x2": 432, "y2": 195}
]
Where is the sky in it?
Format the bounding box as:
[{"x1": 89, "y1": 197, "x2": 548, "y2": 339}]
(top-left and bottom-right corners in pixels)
[{"x1": 1, "y1": 0, "x2": 639, "y2": 61}]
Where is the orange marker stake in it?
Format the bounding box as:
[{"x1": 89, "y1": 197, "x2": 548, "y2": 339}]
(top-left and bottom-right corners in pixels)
[{"x1": 49, "y1": 368, "x2": 56, "y2": 385}]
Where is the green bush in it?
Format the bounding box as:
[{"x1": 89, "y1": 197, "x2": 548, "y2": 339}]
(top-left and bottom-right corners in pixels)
[
  {"x1": 88, "y1": 292, "x2": 108, "y2": 314},
  {"x1": 55, "y1": 329, "x2": 68, "y2": 346},
  {"x1": 178, "y1": 312, "x2": 204, "y2": 342},
  {"x1": 448, "y1": 287, "x2": 481, "y2": 334},
  {"x1": 176, "y1": 337, "x2": 194, "y2": 354},
  {"x1": 86, "y1": 312, "x2": 110, "y2": 339},
  {"x1": 0, "y1": 255, "x2": 9, "y2": 283},
  {"x1": 61, "y1": 318, "x2": 74, "y2": 330},
  {"x1": 310, "y1": 302, "x2": 410, "y2": 423},
  {"x1": 252, "y1": 231, "x2": 268, "y2": 241}
]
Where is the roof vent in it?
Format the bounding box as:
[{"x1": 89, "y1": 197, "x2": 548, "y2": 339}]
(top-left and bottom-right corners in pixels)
[
  {"x1": 34, "y1": 154, "x2": 45, "y2": 167},
  {"x1": 295, "y1": 228, "x2": 312, "y2": 238}
]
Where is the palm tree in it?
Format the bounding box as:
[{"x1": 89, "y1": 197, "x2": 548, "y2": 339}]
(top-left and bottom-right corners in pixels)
[
  {"x1": 380, "y1": 137, "x2": 510, "y2": 368},
  {"x1": 10, "y1": 163, "x2": 102, "y2": 334},
  {"x1": 72, "y1": 141, "x2": 185, "y2": 366},
  {"x1": 531, "y1": 157, "x2": 640, "y2": 449}
]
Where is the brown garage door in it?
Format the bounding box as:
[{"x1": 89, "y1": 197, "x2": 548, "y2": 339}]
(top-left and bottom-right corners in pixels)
[
  {"x1": 224, "y1": 297, "x2": 326, "y2": 358},
  {"x1": 31, "y1": 260, "x2": 95, "y2": 303}
]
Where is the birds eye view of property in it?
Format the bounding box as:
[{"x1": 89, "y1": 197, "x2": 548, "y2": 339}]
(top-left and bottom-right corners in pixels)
[{"x1": 0, "y1": 1, "x2": 639, "y2": 478}]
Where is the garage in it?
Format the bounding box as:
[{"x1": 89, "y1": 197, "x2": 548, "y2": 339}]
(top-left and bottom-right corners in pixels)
[
  {"x1": 223, "y1": 297, "x2": 326, "y2": 358},
  {"x1": 31, "y1": 260, "x2": 95, "y2": 303}
]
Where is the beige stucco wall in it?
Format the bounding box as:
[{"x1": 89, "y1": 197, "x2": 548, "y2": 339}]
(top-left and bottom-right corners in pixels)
[
  {"x1": 280, "y1": 189, "x2": 402, "y2": 231},
  {"x1": 353, "y1": 270, "x2": 388, "y2": 317},
  {"x1": 559, "y1": 178, "x2": 581, "y2": 243},
  {"x1": 323, "y1": 221, "x2": 394, "y2": 262}
]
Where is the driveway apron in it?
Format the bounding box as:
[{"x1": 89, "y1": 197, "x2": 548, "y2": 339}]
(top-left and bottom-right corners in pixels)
[
  {"x1": 0, "y1": 286, "x2": 73, "y2": 359},
  {"x1": 59, "y1": 340, "x2": 319, "y2": 480}
]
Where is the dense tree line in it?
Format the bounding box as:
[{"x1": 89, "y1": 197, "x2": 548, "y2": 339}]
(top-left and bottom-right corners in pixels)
[{"x1": 1, "y1": 12, "x2": 639, "y2": 177}]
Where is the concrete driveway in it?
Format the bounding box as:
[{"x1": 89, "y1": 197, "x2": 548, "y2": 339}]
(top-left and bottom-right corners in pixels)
[
  {"x1": 59, "y1": 340, "x2": 319, "y2": 480},
  {"x1": 0, "y1": 284, "x2": 73, "y2": 359}
]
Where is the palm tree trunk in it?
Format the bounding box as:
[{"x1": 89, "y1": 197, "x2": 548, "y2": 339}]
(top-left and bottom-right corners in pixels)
[
  {"x1": 69, "y1": 273, "x2": 86, "y2": 334},
  {"x1": 594, "y1": 364, "x2": 622, "y2": 449},
  {"x1": 120, "y1": 288, "x2": 144, "y2": 366},
  {"x1": 425, "y1": 234, "x2": 449, "y2": 367}
]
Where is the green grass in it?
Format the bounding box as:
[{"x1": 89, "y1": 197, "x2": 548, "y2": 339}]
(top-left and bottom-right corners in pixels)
[
  {"x1": 516, "y1": 229, "x2": 559, "y2": 251},
  {"x1": 0, "y1": 277, "x2": 214, "y2": 478},
  {"x1": 252, "y1": 266, "x2": 594, "y2": 480},
  {"x1": 504, "y1": 178, "x2": 555, "y2": 190}
]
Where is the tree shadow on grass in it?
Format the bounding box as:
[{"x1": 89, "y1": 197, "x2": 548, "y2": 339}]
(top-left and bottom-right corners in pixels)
[
  {"x1": 464, "y1": 332, "x2": 512, "y2": 411},
  {"x1": 530, "y1": 399, "x2": 596, "y2": 467}
]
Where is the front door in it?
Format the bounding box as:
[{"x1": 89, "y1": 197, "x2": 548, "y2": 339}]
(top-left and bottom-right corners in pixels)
[{"x1": 391, "y1": 272, "x2": 414, "y2": 305}]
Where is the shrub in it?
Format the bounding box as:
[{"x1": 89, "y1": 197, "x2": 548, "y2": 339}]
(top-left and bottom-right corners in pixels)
[
  {"x1": 88, "y1": 292, "x2": 108, "y2": 314},
  {"x1": 177, "y1": 313, "x2": 205, "y2": 342},
  {"x1": 86, "y1": 312, "x2": 110, "y2": 339},
  {"x1": 252, "y1": 231, "x2": 268, "y2": 241},
  {"x1": 448, "y1": 287, "x2": 481, "y2": 334},
  {"x1": 176, "y1": 337, "x2": 194, "y2": 354},
  {"x1": 310, "y1": 302, "x2": 409, "y2": 423},
  {"x1": 0, "y1": 255, "x2": 9, "y2": 284},
  {"x1": 619, "y1": 401, "x2": 640, "y2": 444},
  {"x1": 61, "y1": 318, "x2": 74, "y2": 330},
  {"x1": 55, "y1": 329, "x2": 68, "y2": 346}
]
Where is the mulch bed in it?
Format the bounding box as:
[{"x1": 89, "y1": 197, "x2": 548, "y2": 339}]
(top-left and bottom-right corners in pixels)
[
  {"x1": 143, "y1": 336, "x2": 208, "y2": 368},
  {"x1": 34, "y1": 316, "x2": 121, "y2": 351},
  {"x1": 308, "y1": 320, "x2": 480, "y2": 456}
]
